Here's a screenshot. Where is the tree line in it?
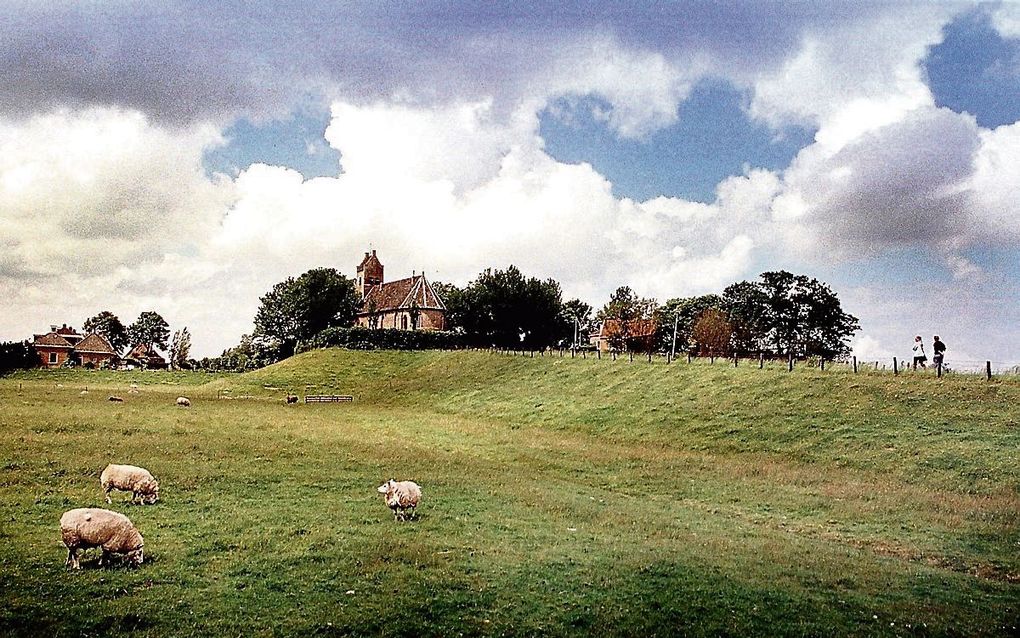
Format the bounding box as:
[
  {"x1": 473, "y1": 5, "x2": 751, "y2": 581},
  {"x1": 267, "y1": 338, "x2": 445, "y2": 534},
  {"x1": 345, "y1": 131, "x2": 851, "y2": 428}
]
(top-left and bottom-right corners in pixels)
[{"x1": 196, "y1": 264, "x2": 858, "y2": 372}]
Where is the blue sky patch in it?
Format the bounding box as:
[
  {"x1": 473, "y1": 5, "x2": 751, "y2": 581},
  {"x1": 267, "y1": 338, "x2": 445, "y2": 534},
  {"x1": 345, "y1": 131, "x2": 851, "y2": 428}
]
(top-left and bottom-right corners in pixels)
[
  {"x1": 203, "y1": 110, "x2": 340, "y2": 179},
  {"x1": 539, "y1": 79, "x2": 815, "y2": 202},
  {"x1": 924, "y1": 8, "x2": 1020, "y2": 129}
]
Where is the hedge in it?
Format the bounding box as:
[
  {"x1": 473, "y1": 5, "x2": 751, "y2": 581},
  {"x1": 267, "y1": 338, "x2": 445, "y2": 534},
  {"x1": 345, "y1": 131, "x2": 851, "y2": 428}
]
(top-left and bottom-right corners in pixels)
[{"x1": 299, "y1": 327, "x2": 466, "y2": 352}]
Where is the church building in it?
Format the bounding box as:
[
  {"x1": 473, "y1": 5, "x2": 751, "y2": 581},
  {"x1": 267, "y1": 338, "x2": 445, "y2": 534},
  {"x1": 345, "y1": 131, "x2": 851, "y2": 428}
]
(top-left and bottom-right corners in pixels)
[{"x1": 355, "y1": 250, "x2": 446, "y2": 331}]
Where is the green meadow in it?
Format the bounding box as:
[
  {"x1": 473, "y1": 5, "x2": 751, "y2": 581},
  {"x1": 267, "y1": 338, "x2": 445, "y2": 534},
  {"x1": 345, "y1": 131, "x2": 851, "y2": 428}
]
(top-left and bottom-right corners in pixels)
[{"x1": 1, "y1": 350, "x2": 1017, "y2": 637}]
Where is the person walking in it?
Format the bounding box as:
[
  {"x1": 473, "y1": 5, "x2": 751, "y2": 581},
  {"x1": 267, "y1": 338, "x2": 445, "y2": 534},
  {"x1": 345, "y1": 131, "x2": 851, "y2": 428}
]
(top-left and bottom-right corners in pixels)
[
  {"x1": 912, "y1": 335, "x2": 927, "y2": 370},
  {"x1": 932, "y1": 335, "x2": 946, "y2": 371}
]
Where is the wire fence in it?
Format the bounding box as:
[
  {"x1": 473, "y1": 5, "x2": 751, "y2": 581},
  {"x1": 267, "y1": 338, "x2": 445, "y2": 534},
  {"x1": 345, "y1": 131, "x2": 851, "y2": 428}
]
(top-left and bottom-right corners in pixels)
[{"x1": 482, "y1": 347, "x2": 1020, "y2": 380}]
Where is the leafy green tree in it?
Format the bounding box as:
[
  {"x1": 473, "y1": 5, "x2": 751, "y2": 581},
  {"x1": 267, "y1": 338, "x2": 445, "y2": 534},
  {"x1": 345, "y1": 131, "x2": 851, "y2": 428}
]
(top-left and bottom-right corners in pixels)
[
  {"x1": 0, "y1": 341, "x2": 38, "y2": 373},
  {"x1": 83, "y1": 310, "x2": 129, "y2": 353},
  {"x1": 722, "y1": 271, "x2": 859, "y2": 358},
  {"x1": 452, "y1": 266, "x2": 565, "y2": 348},
  {"x1": 560, "y1": 298, "x2": 593, "y2": 348},
  {"x1": 169, "y1": 327, "x2": 192, "y2": 370},
  {"x1": 254, "y1": 267, "x2": 360, "y2": 358},
  {"x1": 431, "y1": 281, "x2": 470, "y2": 333},
  {"x1": 128, "y1": 311, "x2": 170, "y2": 351}
]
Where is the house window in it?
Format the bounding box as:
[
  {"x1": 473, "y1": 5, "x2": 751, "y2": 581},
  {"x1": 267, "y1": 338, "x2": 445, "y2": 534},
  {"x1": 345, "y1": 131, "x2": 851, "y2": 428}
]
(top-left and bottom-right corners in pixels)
[
  {"x1": 49, "y1": 352, "x2": 57, "y2": 364},
  {"x1": 401, "y1": 315, "x2": 408, "y2": 330}
]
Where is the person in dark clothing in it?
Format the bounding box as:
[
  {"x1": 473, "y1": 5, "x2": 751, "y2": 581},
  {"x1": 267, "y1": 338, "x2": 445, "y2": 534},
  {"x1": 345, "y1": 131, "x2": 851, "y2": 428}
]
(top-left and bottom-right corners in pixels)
[{"x1": 932, "y1": 336, "x2": 946, "y2": 370}]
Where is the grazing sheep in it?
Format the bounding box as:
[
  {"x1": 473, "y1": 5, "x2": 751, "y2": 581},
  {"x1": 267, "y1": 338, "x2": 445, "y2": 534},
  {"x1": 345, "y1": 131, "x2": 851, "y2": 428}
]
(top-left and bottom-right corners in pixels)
[
  {"x1": 176, "y1": 396, "x2": 191, "y2": 407},
  {"x1": 285, "y1": 395, "x2": 298, "y2": 404},
  {"x1": 108, "y1": 396, "x2": 124, "y2": 402},
  {"x1": 60, "y1": 508, "x2": 144, "y2": 569},
  {"x1": 101, "y1": 464, "x2": 160, "y2": 504},
  {"x1": 376, "y1": 479, "x2": 422, "y2": 521}
]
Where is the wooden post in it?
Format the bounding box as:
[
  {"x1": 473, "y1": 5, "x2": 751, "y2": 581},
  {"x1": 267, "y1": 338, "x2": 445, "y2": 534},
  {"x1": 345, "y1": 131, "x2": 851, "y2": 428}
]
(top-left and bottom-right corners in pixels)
[
  {"x1": 986, "y1": 361, "x2": 992, "y2": 380},
  {"x1": 571, "y1": 349, "x2": 574, "y2": 359},
  {"x1": 597, "y1": 349, "x2": 601, "y2": 360},
  {"x1": 710, "y1": 356, "x2": 715, "y2": 365},
  {"x1": 788, "y1": 353, "x2": 793, "y2": 372},
  {"x1": 853, "y1": 356, "x2": 857, "y2": 374},
  {"x1": 733, "y1": 354, "x2": 738, "y2": 367},
  {"x1": 630, "y1": 351, "x2": 634, "y2": 363},
  {"x1": 647, "y1": 352, "x2": 652, "y2": 363},
  {"x1": 687, "y1": 351, "x2": 692, "y2": 364},
  {"x1": 613, "y1": 351, "x2": 617, "y2": 361},
  {"x1": 893, "y1": 357, "x2": 898, "y2": 375},
  {"x1": 582, "y1": 350, "x2": 586, "y2": 359},
  {"x1": 820, "y1": 358, "x2": 825, "y2": 371},
  {"x1": 759, "y1": 352, "x2": 764, "y2": 369}
]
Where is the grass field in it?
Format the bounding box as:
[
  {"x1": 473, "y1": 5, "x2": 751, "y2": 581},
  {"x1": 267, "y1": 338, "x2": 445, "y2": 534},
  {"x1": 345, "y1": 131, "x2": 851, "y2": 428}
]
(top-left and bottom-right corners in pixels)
[{"x1": 1, "y1": 350, "x2": 1018, "y2": 637}]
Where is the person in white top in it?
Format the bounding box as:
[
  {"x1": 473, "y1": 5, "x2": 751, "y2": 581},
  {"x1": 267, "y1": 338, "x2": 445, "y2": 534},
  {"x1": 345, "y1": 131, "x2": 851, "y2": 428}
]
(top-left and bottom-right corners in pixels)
[{"x1": 912, "y1": 335, "x2": 927, "y2": 370}]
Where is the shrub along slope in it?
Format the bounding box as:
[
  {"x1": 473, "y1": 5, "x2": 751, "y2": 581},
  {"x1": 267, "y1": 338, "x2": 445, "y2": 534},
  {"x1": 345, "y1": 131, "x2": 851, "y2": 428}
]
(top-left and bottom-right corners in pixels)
[{"x1": 1, "y1": 350, "x2": 1017, "y2": 637}]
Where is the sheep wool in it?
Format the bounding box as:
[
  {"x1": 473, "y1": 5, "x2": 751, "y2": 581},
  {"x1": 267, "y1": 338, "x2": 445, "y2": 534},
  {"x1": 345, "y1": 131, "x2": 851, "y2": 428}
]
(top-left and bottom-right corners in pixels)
[
  {"x1": 101, "y1": 464, "x2": 160, "y2": 504},
  {"x1": 60, "y1": 508, "x2": 144, "y2": 569},
  {"x1": 376, "y1": 479, "x2": 422, "y2": 521},
  {"x1": 176, "y1": 396, "x2": 191, "y2": 407}
]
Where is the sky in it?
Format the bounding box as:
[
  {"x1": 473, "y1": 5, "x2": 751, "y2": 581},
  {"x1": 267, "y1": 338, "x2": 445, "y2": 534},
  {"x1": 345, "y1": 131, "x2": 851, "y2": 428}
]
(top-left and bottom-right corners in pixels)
[{"x1": 2, "y1": 1, "x2": 1020, "y2": 369}]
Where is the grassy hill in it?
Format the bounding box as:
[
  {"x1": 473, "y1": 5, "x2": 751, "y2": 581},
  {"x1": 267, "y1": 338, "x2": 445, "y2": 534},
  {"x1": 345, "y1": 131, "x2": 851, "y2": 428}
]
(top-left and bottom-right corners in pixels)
[{"x1": 1, "y1": 350, "x2": 1017, "y2": 636}]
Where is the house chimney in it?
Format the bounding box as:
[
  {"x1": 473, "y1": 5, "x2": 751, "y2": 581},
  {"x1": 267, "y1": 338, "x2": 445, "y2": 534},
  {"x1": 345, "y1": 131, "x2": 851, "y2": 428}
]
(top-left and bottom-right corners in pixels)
[
  {"x1": 371, "y1": 249, "x2": 376, "y2": 256},
  {"x1": 50, "y1": 325, "x2": 58, "y2": 332},
  {"x1": 364, "y1": 252, "x2": 369, "y2": 259}
]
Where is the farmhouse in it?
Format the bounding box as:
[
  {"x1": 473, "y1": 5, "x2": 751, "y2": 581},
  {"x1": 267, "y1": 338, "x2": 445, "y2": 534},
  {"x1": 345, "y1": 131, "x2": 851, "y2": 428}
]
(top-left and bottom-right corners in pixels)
[
  {"x1": 590, "y1": 318, "x2": 658, "y2": 353},
  {"x1": 32, "y1": 324, "x2": 117, "y2": 368},
  {"x1": 123, "y1": 343, "x2": 168, "y2": 369},
  {"x1": 355, "y1": 250, "x2": 446, "y2": 330}
]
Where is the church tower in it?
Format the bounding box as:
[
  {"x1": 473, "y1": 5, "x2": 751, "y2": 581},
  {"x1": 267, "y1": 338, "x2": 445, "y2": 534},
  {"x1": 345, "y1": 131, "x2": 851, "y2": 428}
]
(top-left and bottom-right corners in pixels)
[{"x1": 356, "y1": 250, "x2": 384, "y2": 298}]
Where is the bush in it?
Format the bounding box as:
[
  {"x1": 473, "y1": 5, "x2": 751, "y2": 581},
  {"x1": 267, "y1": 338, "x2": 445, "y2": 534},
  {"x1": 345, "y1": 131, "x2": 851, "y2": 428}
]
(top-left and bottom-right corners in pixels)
[{"x1": 299, "y1": 327, "x2": 465, "y2": 352}]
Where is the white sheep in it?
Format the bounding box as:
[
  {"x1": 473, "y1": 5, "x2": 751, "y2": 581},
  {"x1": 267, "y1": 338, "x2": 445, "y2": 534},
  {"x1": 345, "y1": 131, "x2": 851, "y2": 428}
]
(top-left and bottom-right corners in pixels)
[
  {"x1": 176, "y1": 396, "x2": 191, "y2": 407},
  {"x1": 60, "y1": 508, "x2": 144, "y2": 569},
  {"x1": 100, "y1": 464, "x2": 160, "y2": 504},
  {"x1": 376, "y1": 479, "x2": 422, "y2": 521}
]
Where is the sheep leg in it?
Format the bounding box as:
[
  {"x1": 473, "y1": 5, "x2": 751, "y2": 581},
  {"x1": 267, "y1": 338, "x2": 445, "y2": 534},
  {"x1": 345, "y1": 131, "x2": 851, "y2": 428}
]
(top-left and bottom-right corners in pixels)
[
  {"x1": 99, "y1": 549, "x2": 110, "y2": 567},
  {"x1": 104, "y1": 487, "x2": 112, "y2": 504},
  {"x1": 66, "y1": 548, "x2": 79, "y2": 570}
]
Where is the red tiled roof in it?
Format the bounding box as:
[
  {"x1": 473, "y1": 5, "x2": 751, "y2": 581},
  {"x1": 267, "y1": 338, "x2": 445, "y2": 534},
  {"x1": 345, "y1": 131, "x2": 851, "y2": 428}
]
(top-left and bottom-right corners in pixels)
[
  {"x1": 126, "y1": 343, "x2": 165, "y2": 361},
  {"x1": 592, "y1": 318, "x2": 658, "y2": 339},
  {"x1": 358, "y1": 252, "x2": 383, "y2": 270},
  {"x1": 75, "y1": 333, "x2": 117, "y2": 355},
  {"x1": 33, "y1": 332, "x2": 74, "y2": 348},
  {"x1": 360, "y1": 274, "x2": 446, "y2": 314}
]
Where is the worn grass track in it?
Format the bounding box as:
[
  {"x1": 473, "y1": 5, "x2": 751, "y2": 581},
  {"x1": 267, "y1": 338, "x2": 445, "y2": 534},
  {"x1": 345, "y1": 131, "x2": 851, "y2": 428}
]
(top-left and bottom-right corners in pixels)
[{"x1": 1, "y1": 350, "x2": 1018, "y2": 636}]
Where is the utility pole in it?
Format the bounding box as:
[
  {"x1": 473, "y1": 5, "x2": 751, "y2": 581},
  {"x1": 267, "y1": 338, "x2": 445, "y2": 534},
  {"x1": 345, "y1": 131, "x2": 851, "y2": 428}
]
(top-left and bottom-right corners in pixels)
[{"x1": 670, "y1": 311, "x2": 679, "y2": 360}]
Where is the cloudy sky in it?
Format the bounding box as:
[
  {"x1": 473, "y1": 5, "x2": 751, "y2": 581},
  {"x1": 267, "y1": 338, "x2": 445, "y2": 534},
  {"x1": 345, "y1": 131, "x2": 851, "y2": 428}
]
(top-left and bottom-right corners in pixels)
[{"x1": 2, "y1": 1, "x2": 1020, "y2": 366}]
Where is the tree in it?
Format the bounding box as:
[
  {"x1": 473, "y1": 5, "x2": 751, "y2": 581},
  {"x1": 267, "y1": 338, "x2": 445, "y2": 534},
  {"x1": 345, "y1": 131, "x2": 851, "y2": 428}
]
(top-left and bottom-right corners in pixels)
[
  {"x1": 431, "y1": 281, "x2": 470, "y2": 333},
  {"x1": 83, "y1": 311, "x2": 129, "y2": 353},
  {"x1": 169, "y1": 327, "x2": 192, "y2": 370},
  {"x1": 128, "y1": 311, "x2": 170, "y2": 351},
  {"x1": 722, "y1": 271, "x2": 859, "y2": 359},
  {"x1": 0, "y1": 341, "x2": 37, "y2": 374},
  {"x1": 691, "y1": 308, "x2": 733, "y2": 357},
  {"x1": 254, "y1": 267, "x2": 360, "y2": 358},
  {"x1": 449, "y1": 266, "x2": 565, "y2": 348},
  {"x1": 655, "y1": 294, "x2": 722, "y2": 354},
  {"x1": 560, "y1": 298, "x2": 593, "y2": 348},
  {"x1": 596, "y1": 286, "x2": 658, "y2": 351}
]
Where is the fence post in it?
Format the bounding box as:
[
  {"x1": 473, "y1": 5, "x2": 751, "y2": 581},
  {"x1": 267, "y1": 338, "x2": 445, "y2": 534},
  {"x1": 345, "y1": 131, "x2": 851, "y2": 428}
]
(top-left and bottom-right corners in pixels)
[
  {"x1": 853, "y1": 356, "x2": 857, "y2": 374},
  {"x1": 687, "y1": 351, "x2": 692, "y2": 364},
  {"x1": 733, "y1": 354, "x2": 738, "y2": 368},
  {"x1": 630, "y1": 351, "x2": 634, "y2": 363},
  {"x1": 788, "y1": 353, "x2": 793, "y2": 372},
  {"x1": 820, "y1": 358, "x2": 825, "y2": 371},
  {"x1": 711, "y1": 356, "x2": 715, "y2": 365},
  {"x1": 582, "y1": 350, "x2": 586, "y2": 359},
  {"x1": 647, "y1": 352, "x2": 652, "y2": 363},
  {"x1": 759, "y1": 352, "x2": 764, "y2": 369},
  {"x1": 986, "y1": 361, "x2": 992, "y2": 380},
  {"x1": 893, "y1": 357, "x2": 898, "y2": 375},
  {"x1": 571, "y1": 348, "x2": 574, "y2": 359},
  {"x1": 597, "y1": 349, "x2": 601, "y2": 360},
  {"x1": 613, "y1": 351, "x2": 617, "y2": 361}
]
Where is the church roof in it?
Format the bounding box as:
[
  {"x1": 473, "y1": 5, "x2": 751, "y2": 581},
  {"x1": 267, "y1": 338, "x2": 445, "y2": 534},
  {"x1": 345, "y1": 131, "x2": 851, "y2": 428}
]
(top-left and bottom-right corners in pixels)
[
  {"x1": 361, "y1": 274, "x2": 446, "y2": 313},
  {"x1": 358, "y1": 251, "x2": 383, "y2": 271}
]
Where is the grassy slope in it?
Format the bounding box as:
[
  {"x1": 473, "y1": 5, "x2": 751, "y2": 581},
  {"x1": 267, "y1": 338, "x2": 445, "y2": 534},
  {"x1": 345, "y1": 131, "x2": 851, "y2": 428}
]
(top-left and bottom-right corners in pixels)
[{"x1": 1, "y1": 350, "x2": 1018, "y2": 637}]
